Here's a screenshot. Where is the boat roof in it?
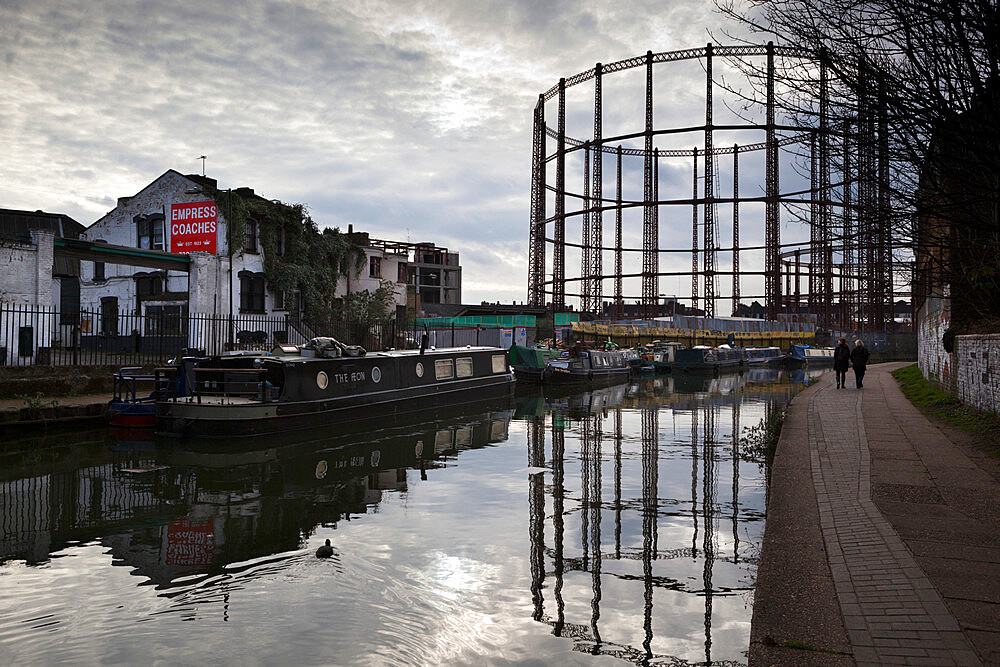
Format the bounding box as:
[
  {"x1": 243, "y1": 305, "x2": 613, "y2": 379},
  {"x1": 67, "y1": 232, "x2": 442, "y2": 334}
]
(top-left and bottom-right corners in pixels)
[{"x1": 277, "y1": 346, "x2": 504, "y2": 364}]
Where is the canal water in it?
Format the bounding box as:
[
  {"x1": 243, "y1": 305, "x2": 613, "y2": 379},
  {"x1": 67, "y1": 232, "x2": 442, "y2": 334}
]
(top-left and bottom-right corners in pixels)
[{"x1": 0, "y1": 368, "x2": 823, "y2": 665}]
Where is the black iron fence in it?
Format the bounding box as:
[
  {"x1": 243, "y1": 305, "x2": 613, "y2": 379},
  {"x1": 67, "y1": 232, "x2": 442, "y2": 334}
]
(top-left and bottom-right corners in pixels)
[{"x1": 0, "y1": 304, "x2": 402, "y2": 367}]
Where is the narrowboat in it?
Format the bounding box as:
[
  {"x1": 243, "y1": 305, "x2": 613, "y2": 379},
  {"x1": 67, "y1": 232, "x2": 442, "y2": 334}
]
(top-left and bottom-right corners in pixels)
[
  {"x1": 155, "y1": 338, "x2": 514, "y2": 439},
  {"x1": 671, "y1": 346, "x2": 745, "y2": 373},
  {"x1": 641, "y1": 342, "x2": 680, "y2": 373},
  {"x1": 786, "y1": 344, "x2": 836, "y2": 366},
  {"x1": 508, "y1": 344, "x2": 560, "y2": 383},
  {"x1": 742, "y1": 346, "x2": 786, "y2": 365},
  {"x1": 542, "y1": 349, "x2": 631, "y2": 384}
]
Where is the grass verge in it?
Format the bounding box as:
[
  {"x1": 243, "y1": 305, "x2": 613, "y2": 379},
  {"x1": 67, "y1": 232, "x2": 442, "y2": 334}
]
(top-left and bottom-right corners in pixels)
[{"x1": 891, "y1": 364, "x2": 1000, "y2": 457}]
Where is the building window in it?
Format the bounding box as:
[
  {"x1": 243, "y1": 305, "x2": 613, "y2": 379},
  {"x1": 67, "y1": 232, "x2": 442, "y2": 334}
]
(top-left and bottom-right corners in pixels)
[
  {"x1": 369, "y1": 256, "x2": 381, "y2": 278},
  {"x1": 246, "y1": 220, "x2": 259, "y2": 253},
  {"x1": 239, "y1": 270, "x2": 265, "y2": 313},
  {"x1": 273, "y1": 289, "x2": 285, "y2": 310},
  {"x1": 276, "y1": 227, "x2": 285, "y2": 256},
  {"x1": 93, "y1": 239, "x2": 106, "y2": 281},
  {"x1": 136, "y1": 213, "x2": 164, "y2": 250},
  {"x1": 135, "y1": 272, "x2": 165, "y2": 299},
  {"x1": 59, "y1": 277, "x2": 80, "y2": 325},
  {"x1": 397, "y1": 262, "x2": 407, "y2": 283}
]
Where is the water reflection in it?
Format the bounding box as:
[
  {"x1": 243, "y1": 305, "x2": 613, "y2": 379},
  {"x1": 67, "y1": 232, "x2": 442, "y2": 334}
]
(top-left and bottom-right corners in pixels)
[
  {"x1": 523, "y1": 369, "x2": 821, "y2": 664},
  {"x1": 0, "y1": 368, "x2": 824, "y2": 665},
  {"x1": 1, "y1": 404, "x2": 514, "y2": 578}
]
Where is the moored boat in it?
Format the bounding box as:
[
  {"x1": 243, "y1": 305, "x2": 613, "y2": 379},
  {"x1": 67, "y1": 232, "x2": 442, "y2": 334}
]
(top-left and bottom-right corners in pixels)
[
  {"x1": 542, "y1": 349, "x2": 631, "y2": 384},
  {"x1": 786, "y1": 344, "x2": 836, "y2": 366},
  {"x1": 742, "y1": 346, "x2": 786, "y2": 365},
  {"x1": 509, "y1": 344, "x2": 559, "y2": 383},
  {"x1": 671, "y1": 346, "x2": 745, "y2": 373},
  {"x1": 155, "y1": 338, "x2": 514, "y2": 438}
]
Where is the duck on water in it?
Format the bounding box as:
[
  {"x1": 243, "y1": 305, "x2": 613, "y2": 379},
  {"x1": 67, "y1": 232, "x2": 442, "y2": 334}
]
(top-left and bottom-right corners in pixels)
[{"x1": 155, "y1": 337, "x2": 514, "y2": 439}]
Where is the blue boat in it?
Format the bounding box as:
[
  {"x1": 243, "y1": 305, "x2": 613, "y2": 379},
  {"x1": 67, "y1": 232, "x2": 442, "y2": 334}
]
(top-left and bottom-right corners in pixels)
[{"x1": 786, "y1": 344, "x2": 836, "y2": 366}]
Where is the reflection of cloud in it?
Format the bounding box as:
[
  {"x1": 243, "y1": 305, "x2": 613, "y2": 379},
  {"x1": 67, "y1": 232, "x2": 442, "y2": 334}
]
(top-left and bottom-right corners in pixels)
[{"x1": 2, "y1": 0, "x2": 751, "y2": 303}]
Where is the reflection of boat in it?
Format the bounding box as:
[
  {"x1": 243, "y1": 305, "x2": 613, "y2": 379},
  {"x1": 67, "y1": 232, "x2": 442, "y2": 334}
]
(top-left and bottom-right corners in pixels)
[
  {"x1": 786, "y1": 344, "x2": 835, "y2": 366},
  {"x1": 156, "y1": 340, "x2": 514, "y2": 438},
  {"x1": 508, "y1": 345, "x2": 559, "y2": 383},
  {"x1": 543, "y1": 349, "x2": 631, "y2": 384},
  {"x1": 671, "y1": 346, "x2": 744, "y2": 373},
  {"x1": 544, "y1": 382, "x2": 629, "y2": 418}
]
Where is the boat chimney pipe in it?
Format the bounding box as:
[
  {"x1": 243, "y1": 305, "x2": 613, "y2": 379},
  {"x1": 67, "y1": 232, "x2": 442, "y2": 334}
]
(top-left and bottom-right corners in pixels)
[{"x1": 419, "y1": 334, "x2": 428, "y2": 355}]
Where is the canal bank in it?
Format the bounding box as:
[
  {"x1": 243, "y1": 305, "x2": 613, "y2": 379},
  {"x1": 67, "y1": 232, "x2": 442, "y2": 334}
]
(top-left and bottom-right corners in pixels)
[
  {"x1": 0, "y1": 392, "x2": 111, "y2": 438},
  {"x1": 752, "y1": 363, "x2": 998, "y2": 665}
]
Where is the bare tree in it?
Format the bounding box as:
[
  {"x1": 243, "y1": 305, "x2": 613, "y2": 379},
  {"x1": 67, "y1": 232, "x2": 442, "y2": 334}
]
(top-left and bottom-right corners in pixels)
[{"x1": 718, "y1": 0, "x2": 1000, "y2": 324}]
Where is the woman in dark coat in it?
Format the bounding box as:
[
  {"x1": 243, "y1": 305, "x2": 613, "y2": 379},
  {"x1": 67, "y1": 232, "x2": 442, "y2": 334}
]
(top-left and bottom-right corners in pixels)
[
  {"x1": 850, "y1": 339, "x2": 870, "y2": 388},
  {"x1": 833, "y1": 337, "x2": 851, "y2": 388}
]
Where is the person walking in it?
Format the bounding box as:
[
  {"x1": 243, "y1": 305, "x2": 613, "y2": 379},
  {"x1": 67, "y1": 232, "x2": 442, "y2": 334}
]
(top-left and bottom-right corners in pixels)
[
  {"x1": 833, "y1": 337, "x2": 851, "y2": 388},
  {"x1": 850, "y1": 339, "x2": 870, "y2": 388}
]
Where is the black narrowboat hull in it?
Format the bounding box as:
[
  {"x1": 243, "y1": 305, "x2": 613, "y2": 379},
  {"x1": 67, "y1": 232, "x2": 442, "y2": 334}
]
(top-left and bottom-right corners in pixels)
[
  {"x1": 542, "y1": 366, "x2": 631, "y2": 385},
  {"x1": 156, "y1": 347, "x2": 514, "y2": 439}
]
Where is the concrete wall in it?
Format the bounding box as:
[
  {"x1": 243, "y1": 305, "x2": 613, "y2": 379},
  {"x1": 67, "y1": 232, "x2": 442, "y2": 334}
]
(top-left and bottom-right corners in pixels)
[
  {"x1": 917, "y1": 294, "x2": 955, "y2": 393},
  {"x1": 954, "y1": 335, "x2": 1000, "y2": 414}
]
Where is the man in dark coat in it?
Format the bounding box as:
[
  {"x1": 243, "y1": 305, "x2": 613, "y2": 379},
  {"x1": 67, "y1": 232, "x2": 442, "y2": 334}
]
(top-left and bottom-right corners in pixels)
[
  {"x1": 850, "y1": 339, "x2": 870, "y2": 388},
  {"x1": 833, "y1": 337, "x2": 851, "y2": 388}
]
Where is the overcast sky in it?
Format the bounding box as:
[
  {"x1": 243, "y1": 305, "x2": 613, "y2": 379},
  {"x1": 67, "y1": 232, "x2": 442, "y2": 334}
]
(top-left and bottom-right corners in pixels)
[{"x1": 1, "y1": 0, "x2": 811, "y2": 306}]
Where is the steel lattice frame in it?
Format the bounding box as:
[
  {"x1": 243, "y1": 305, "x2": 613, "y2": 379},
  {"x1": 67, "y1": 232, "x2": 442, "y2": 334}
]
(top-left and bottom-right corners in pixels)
[{"x1": 527, "y1": 42, "x2": 899, "y2": 331}]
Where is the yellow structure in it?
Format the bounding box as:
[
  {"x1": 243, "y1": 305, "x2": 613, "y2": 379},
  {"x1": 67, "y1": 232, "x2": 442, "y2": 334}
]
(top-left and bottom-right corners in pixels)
[{"x1": 571, "y1": 321, "x2": 815, "y2": 348}]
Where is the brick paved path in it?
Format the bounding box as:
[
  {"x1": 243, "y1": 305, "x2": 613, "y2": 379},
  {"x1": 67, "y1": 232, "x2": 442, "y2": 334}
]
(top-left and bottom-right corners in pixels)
[
  {"x1": 809, "y1": 369, "x2": 981, "y2": 666},
  {"x1": 792, "y1": 364, "x2": 1000, "y2": 665}
]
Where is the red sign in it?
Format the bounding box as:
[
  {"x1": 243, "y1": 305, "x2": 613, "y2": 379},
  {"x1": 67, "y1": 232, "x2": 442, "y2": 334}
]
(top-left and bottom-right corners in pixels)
[
  {"x1": 166, "y1": 518, "x2": 215, "y2": 566},
  {"x1": 170, "y1": 201, "x2": 218, "y2": 254}
]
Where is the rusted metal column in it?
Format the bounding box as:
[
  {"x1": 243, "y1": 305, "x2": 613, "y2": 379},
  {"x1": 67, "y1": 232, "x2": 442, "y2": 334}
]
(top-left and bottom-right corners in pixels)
[
  {"x1": 642, "y1": 51, "x2": 657, "y2": 317},
  {"x1": 809, "y1": 131, "x2": 819, "y2": 315},
  {"x1": 582, "y1": 145, "x2": 592, "y2": 312},
  {"x1": 820, "y1": 51, "x2": 833, "y2": 329},
  {"x1": 878, "y1": 75, "x2": 891, "y2": 331},
  {"x1": 765, "y1": 42, "x2": 781, "y2": 319},
  {"x1": 554, "y1": 78, "x2": 567, "y2": 311},
  {"x1": 528, "y1": 95, "x2": 546, "y2": 307},
  {"x1": 692, "y1": 147, "x2": 700, "y2": 311},
  {"x1": 654, "y1": 148, "x2": 660, "y2": 315},
  {"x1": 703, "y1": 43, "x2": 716, "y2": 318},
  {"x1": 842, "y1": 120, "x2": 853, "y2": 329},
  {"x1": 615, "y1": 146, "x2": 623, "y2": 319},
  {"x1": 732, "y1": 146, "x2": 740, "y2": 316},
  {"x1": 592, "y1": 63, "x2": 604, "y2": 315}
]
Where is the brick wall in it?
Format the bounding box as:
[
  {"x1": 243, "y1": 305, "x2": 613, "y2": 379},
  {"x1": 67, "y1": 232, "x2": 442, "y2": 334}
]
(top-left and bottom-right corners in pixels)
[{"x1": 955, "y1": 334, "x2": 1000, "y2": 413}]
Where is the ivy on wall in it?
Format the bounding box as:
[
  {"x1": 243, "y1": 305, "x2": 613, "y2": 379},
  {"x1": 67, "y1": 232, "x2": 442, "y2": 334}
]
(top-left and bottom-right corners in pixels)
[{"x1": 204, "y1": 188, "x2": 367, "y2": 326}]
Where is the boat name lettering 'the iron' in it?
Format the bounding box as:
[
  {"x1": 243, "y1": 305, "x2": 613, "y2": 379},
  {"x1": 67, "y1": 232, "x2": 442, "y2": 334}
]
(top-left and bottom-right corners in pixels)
[{"x1": 332, "y1": 371, "x2": 366, "y2": 384}]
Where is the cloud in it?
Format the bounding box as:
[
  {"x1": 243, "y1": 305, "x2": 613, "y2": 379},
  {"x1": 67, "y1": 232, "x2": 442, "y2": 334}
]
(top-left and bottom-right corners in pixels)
[{"x1": 0, "y1": 0, "x2": 792, "y2": 305}]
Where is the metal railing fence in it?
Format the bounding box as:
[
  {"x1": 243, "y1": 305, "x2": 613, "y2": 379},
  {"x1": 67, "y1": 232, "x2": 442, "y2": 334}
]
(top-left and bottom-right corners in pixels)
[{"x1": 0, "y1": 304, "x2": 401, "y2": 367}]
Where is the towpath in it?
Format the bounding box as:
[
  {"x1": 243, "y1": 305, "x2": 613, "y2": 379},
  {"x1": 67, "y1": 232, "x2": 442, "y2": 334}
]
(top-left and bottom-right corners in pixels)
[{"x1": 751, "y1": 363, "x2": 1000, "y2": 666}]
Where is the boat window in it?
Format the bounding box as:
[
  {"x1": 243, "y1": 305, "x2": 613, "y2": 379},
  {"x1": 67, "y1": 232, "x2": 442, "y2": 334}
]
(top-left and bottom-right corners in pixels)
[
  {"x1": 456, "y1": 357, "x2": 474, "y2": 378},
  {"x1": 415, "y1": 362, "x2": 424, "y2": 378},
  {"x1": 316, "y1": 371, "x2": 328, "y2": 389},
  {"x1": 492, "y1": 354, "x2": 507, "y2": 373},
  {"x1": 435, "y1": 359, "x2": 454, "y2": 380}
]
